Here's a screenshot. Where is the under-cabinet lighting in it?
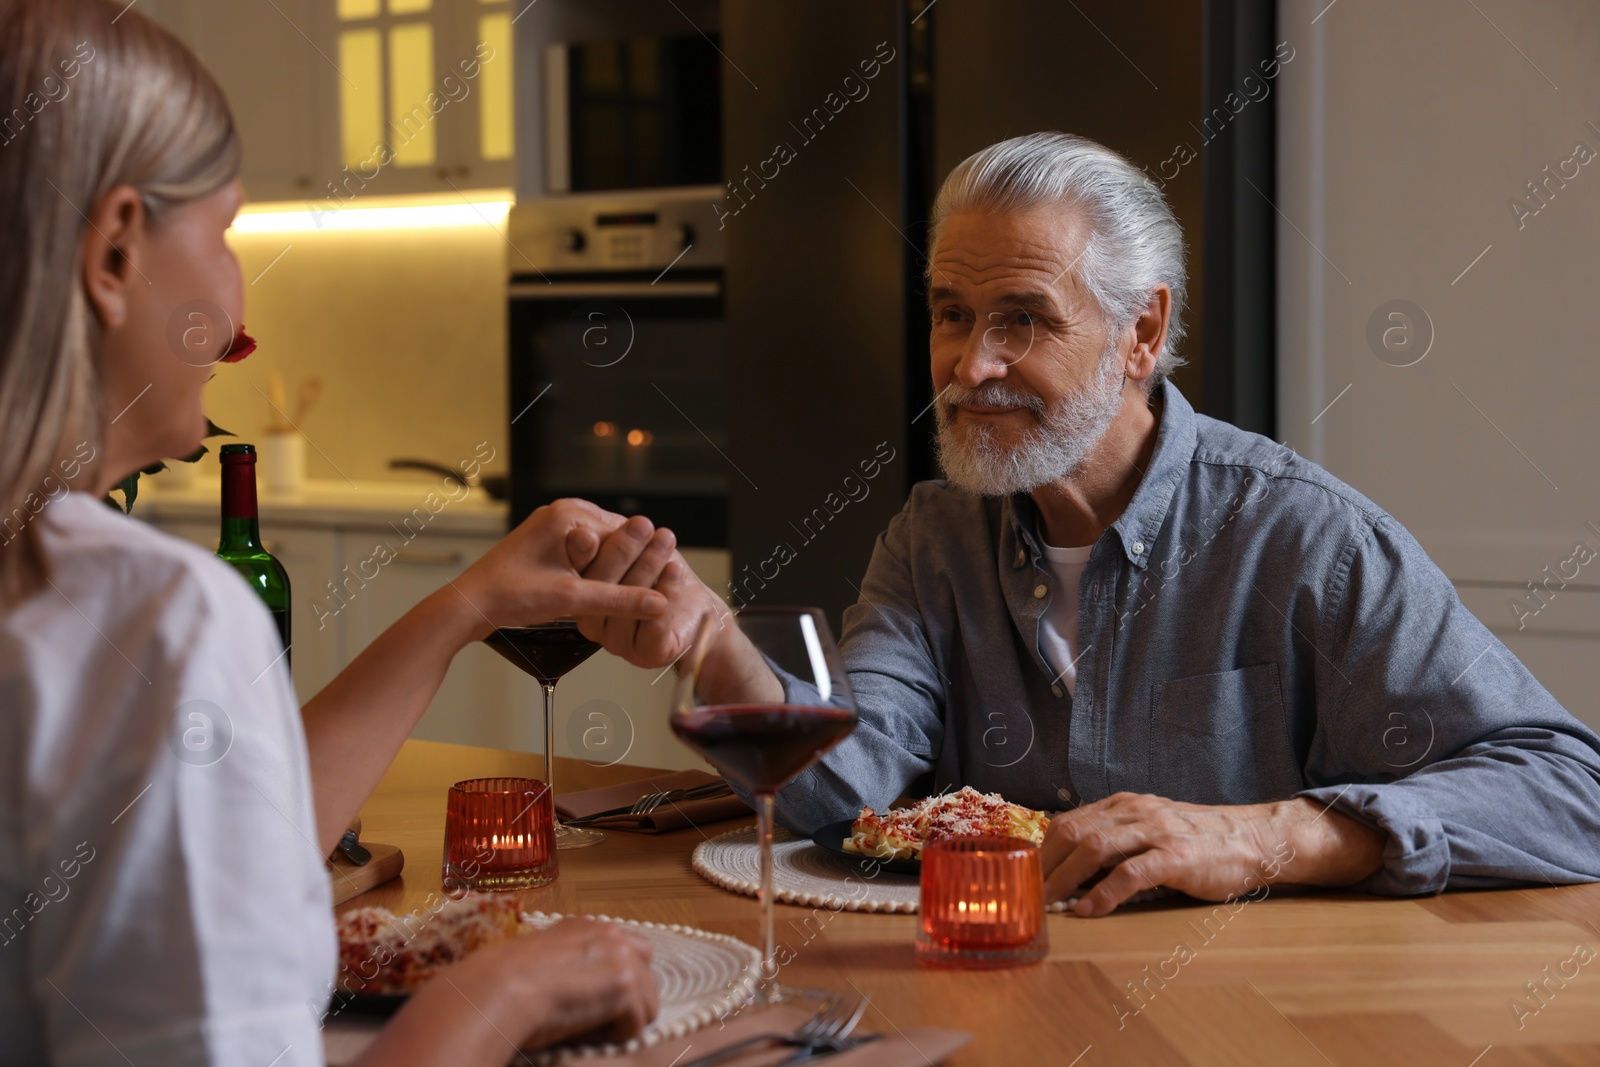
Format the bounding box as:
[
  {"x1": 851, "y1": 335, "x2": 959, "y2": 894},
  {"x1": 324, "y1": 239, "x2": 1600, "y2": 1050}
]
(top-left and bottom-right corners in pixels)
[{"x1": 232, "y1": 190, "x2": 514, "y2": 234}]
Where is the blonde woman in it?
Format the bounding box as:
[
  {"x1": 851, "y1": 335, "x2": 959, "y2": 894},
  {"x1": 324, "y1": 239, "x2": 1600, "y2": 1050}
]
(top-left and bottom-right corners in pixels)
[{"x1": 0, "y1": 2, "x2": 694, "y2": 1063}]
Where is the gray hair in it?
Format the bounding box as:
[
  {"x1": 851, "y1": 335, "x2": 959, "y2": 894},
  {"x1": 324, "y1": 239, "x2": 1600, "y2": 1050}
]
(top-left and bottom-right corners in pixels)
[{"x1": 928, "y1": 131, "x2": 1188, "y2": 383}]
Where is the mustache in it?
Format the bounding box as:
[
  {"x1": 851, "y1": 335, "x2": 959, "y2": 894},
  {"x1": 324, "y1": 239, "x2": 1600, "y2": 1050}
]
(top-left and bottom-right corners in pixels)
[{"x1": 940, "y1": 381, "x2": 1046, "y2": 414}]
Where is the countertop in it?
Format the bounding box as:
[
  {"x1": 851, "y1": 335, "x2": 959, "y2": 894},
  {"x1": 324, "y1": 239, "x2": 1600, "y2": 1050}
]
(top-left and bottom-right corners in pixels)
[{"x1": 133, "y1": 475, "x2": 510, "y2": 536}]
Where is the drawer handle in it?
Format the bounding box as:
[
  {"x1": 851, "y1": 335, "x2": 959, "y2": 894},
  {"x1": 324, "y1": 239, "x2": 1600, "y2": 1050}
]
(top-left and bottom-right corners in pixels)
[{"x1": 391, "y1": 549, "x2": 464, "y2": 566}]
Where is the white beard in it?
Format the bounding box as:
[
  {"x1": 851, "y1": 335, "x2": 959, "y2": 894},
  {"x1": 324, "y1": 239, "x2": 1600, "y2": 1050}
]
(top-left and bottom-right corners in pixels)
[{"x1": 934, "y1": 344, "x2": 1126, "y2": 496}]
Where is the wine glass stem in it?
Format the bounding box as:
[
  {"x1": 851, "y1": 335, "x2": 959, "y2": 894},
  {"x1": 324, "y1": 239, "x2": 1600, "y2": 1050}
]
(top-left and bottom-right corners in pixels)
[
  {"x1": 543, "y1": 683, "x2": 559, "y2": 823},
  {"x1": 755, "y1": 791, "x2": 777, "y2": 1004}
]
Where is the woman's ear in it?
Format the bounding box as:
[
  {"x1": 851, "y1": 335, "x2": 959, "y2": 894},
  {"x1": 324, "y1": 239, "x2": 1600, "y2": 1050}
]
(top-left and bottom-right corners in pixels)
[{"x1": 80, "y1": 185, "x2": 148, "y2": 330}]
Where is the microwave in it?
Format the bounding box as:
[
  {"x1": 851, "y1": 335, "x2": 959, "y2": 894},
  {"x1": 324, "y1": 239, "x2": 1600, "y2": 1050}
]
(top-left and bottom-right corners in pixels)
[{"x1": 543, "y1": 33, "x2": 723, "y2": 194}]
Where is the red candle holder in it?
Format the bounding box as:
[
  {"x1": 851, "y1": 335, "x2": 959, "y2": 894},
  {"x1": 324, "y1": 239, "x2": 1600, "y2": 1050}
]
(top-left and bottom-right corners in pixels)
[
  {"x1": 443, "y1": 777, "x2": 558, "y2": 892},
  {"x1": 916, "y1": 835, "x2": 1048, "y2": 969}
]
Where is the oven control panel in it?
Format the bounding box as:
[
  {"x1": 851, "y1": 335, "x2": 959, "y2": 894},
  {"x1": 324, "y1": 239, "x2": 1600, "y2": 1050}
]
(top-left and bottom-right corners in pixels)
[{"x1": 505, "y1": 188, "x2": 725, "y2": 275}]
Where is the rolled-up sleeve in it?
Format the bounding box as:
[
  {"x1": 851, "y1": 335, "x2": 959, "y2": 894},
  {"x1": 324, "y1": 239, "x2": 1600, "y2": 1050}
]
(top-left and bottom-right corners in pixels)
[
  {"x1": 770, "y1": 507, "x2": 946, "y2": 834},
  {"x1": 1298, "y1": 515, "x2": 1600, "y2": 895}
]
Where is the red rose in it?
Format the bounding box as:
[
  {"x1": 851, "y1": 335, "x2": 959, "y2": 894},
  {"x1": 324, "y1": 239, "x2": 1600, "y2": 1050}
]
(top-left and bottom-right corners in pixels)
[{"x1": 221, "y1": 328, "x2": 256, "y2": 364}]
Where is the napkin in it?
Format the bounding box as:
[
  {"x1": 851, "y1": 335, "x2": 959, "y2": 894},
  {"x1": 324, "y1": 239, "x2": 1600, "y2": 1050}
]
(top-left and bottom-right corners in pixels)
[
  {"x1": 556, "y1": 770, "x2": 752, "y2": 833},
  {"x1": 577, "y1": 1005, "x2": 971, "y2": 1066}
]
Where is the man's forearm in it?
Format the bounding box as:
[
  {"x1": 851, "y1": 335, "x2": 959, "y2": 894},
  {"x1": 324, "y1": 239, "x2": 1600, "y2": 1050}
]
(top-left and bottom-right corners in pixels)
[
  {"x1": 691, "y1": 615, "x2": 784, "y2": 706},
  {"x1": 1267, "y1": 796, "x2": 1387, "y2": 889},
  {"x1": 302, "y1": 586, "x2": 478, "y2": 853}
]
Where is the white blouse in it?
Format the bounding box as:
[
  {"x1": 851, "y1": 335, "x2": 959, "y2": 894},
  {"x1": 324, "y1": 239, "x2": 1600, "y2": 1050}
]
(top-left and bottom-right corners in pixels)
[{"x1": 0, "y1": 492, "x2": 333, "y2": 1066}]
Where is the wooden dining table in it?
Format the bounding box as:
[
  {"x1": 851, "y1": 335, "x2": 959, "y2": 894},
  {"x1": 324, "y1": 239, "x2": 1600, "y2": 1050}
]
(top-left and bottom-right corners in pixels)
[{"x1": 341, "y1": 739, "x2": 1600, "y2": 1065}]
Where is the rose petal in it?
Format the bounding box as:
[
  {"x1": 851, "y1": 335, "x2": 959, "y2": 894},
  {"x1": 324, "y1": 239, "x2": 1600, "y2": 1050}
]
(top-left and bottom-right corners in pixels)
[{"x1": 220, "y1": 328, "x2": 256, "y2": 364}]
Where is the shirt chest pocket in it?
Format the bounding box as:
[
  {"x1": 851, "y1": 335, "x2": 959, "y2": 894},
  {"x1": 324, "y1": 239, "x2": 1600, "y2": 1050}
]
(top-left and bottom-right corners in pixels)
[{"x1": 1147, "y1": 663, "x2": 1302, "y2": 805}]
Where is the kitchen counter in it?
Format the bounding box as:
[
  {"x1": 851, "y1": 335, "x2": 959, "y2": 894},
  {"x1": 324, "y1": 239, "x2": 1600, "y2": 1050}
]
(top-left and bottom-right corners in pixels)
[{"x1": 133, "y1": 475, "x2": 510, "y2": 536}]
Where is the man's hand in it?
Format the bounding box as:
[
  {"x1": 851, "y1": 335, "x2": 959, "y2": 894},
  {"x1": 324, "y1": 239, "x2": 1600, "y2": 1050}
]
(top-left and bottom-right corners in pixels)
[
  {"x1": 1041, "y1": 793, "x2": 1387, "y2": 917},
  {"x1": 566, "y1": 520, "x2": 729, "y2": 671},
  {"x1": 449, "y1": 499, "x2": 669, "y2": 640},
  {"x1": 566, "y1": 523, "x2": 786, "y2": 704}
]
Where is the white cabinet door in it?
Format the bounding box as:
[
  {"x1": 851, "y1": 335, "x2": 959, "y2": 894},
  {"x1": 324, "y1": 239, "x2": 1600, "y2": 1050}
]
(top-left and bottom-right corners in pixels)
[
  {"x1": 136, "y1": 516, "x2": 343, "y2": 705},
  {"x1": 137, "y1": 0, "x2": 325, "y2": 202},
  {"x1": 339, "y1": 531, "x2": 527, "y2": 749},
  {"x1": 266, "y1": 526, "x2": 344, "y2": 704}
]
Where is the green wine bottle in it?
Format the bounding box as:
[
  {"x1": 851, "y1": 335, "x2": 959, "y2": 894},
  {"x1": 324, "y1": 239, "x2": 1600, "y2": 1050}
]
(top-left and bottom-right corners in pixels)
[{"x1": 217, "y1": 443, "x2": 291, "y2": 668}]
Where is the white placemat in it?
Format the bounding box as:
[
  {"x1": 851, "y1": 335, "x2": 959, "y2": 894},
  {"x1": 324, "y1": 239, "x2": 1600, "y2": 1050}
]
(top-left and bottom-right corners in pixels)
[
  {"x1": 692, "y1": 826, "x2": 1174, "y2": 914},
  {"x1": 693, "y1": 825, "x2": 924, "y2": 912},
  {"x1": 324, "y1": 911, "x2": 759, "y2": 1065}
]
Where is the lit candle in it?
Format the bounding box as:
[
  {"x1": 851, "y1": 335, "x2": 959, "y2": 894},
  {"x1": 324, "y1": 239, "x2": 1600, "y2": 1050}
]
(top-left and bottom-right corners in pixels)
[
  {"x1": 589, "y1": 421, "x2": 621, "y2": 482},
  {"x1": 622, "y1": 428, "x2": 653, "y2": 482},
  {"x1": 917, "y1": 837, "x2": 1047, "y2": 968}
]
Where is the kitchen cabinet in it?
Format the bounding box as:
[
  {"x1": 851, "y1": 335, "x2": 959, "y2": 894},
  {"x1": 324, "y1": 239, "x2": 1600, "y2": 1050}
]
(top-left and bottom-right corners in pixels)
[
  {"x1": 134, "y1": 479, "x2": 726, "y2": 770},
  {"x1": 137, "y1": 0, "x2": 516, "y2": 204},
  {"x1": 153, "y1": 517, "x2": 351, "y2": 704},
  {"x1": 135, "y1": 0, "x2": 324, "y2": 202},
  {"x1": 338, "y1": 530, "x2": 526, "y2": 751}
]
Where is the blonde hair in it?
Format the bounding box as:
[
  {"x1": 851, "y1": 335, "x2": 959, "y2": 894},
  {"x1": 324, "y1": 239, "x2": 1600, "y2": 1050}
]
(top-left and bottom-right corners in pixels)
[{"x1": 0, "y1": 0, "x2": 239, "y2": 601}]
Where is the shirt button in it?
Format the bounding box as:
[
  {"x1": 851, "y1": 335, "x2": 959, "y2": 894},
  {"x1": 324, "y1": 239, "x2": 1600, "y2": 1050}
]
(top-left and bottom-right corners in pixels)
[
  {"x1": 1051, "y1": 684, "x2": 1064, "y2": 698},
  {"x1": 1089, "y1": 582, "x2": 1100, "y2": 599},
  {"x1": 1057, "y1": 786, "x2": 1073, "y2": 804},
  {"x1": 1033, "y1": 583, "x2": 1048, "y2": 599},
  {"x1": 1131, "y1": 541, "x2": 1145, "y2": 556},
  {"x1": 1014, "y1": 549, "x2": 1025, "y2": 567}
]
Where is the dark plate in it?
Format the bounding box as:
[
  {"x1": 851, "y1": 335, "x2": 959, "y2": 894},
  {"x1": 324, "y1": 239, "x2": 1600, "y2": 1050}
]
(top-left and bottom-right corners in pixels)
[
  {"x1": 327, "y1": 989, "x2": 407, "y2": 1019},
  {"x1": 811, "y1": 819, "x2": 921, "y2": 876}
]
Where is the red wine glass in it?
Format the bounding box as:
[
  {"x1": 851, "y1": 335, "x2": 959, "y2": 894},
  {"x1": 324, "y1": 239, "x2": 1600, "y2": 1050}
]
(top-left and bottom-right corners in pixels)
[
  {"x1": 670, "y1": 606, "x2": 858, "y2": 1003},
  {"x1": 483, "y1": 620, "x2": 605, "y2": 849}
]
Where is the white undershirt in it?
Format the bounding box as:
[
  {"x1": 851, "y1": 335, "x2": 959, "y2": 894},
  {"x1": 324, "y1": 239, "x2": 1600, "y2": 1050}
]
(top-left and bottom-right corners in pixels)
[
  {"x1": 1037, "y1": 539, "x2": 1094, "y2": 697},
  {"x1": 0, "y1": 492, "x2": 333, "y2": 1066}
]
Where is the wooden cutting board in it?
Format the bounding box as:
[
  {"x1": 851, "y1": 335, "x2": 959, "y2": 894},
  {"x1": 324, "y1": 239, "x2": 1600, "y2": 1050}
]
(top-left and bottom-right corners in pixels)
[{"x1": 327, "y1": 843, "x2": 404, "y2": 905}]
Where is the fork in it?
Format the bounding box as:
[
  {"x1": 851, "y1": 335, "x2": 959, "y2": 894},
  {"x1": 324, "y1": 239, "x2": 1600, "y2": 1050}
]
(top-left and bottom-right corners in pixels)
[
  {"x1": 565, "y1": 782, "x2": 733, "y2": 826},
  {"x1": 769, "y1": 997, "x2": 873, "y2": 1064},
  {"x1": 676, "y1": 994, "x2": 867, "y2": 1067}
]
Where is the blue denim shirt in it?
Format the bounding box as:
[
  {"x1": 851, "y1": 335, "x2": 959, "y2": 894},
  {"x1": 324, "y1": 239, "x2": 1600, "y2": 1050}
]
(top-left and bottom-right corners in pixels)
[{"x1": 774, "y1": 380, "x2": 1600, "y2": 896}]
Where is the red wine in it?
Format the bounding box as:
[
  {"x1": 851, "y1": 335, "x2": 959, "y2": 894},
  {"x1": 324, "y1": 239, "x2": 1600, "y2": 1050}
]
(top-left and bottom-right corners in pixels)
[
  {"x1": 484, "y1": 623, "x2": 601, "y2": 685},
  {"x1": 671, "y1": 704, "x2": 857, "y2": 793}
]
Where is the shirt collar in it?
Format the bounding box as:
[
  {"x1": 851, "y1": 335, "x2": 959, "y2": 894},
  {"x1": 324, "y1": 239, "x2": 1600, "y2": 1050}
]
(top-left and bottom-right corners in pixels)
[{"x1": 1004, "y1": 378, "x2": 1198, "y2": 572}]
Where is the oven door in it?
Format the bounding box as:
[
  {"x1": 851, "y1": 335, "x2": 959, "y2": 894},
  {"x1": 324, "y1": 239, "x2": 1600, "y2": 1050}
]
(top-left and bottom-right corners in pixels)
[{"x1": 507, "y1": 271, "x2": 727, "y2": 547}]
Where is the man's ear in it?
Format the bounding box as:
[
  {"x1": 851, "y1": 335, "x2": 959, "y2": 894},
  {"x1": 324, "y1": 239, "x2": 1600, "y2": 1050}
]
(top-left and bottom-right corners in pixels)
[
  {"x1": 1123, "y1": 284, "x2": 1171, "y2": 385},
  {"x1": 81, "y1": 185, "x2": 148, "y2": 329}
]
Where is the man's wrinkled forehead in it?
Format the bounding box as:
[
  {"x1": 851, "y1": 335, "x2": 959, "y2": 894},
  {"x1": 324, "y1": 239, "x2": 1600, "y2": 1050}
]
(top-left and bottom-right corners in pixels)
[{"x1": 929, "y1": 207, "x2": 1095, "y2": 299}]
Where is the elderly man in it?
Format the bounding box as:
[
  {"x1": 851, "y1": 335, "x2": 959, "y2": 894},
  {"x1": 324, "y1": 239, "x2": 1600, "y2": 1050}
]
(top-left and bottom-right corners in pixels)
[{"x1": 575, "y1": 131, "x2": 1600, "y2": 916}]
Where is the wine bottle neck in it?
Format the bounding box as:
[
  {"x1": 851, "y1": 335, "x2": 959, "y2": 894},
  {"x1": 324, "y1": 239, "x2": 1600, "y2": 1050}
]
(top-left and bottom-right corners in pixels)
[
  {"x1": 219, "y1": 516, "x2": 263, "y2": 550},
  {"x1": 219, "y1": 454, "x2": 261, "y2": 550}
]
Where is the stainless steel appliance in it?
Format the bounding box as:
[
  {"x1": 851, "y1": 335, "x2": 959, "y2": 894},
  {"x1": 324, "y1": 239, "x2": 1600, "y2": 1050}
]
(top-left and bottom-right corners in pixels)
[{"x1": 505, "y1": 190, "x2": 728, "y2": 546}]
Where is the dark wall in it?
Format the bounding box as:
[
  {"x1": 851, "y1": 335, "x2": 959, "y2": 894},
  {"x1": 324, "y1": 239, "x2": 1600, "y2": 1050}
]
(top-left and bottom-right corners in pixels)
[
  {"x1": 1201, "y1": 0, "x2": 1278, "y2": 437},
  {"x1": 719, "y1": 1, "x2": 1274, "y2": 627},
  {"x1": 930, "y1": 0, "x2": 1208, "y2": 407},
  {"x1": 722, "y1": 2, "x2": 909, "y2": 628}
]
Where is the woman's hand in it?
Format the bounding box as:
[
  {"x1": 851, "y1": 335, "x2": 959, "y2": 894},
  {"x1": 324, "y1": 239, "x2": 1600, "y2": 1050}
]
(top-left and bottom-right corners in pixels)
[
  {"x1": 359, "y1": 918, "x2": 659, "y2": 1067},
  {"x1": 449, "y1": 499, "x2": 670, "y2": 640}
]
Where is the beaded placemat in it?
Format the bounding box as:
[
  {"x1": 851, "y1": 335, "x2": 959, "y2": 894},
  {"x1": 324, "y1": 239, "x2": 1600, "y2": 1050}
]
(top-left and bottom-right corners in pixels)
[{"x1": 689, "y1": 826, "x2": 1153, "y2": 914}]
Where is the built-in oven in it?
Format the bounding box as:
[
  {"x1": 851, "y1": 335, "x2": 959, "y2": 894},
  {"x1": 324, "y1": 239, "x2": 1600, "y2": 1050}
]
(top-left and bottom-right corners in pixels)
[{"x1": 506, "y1": 191, "x2": 728, "y2": 547}]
